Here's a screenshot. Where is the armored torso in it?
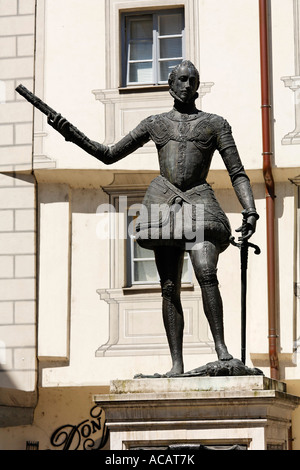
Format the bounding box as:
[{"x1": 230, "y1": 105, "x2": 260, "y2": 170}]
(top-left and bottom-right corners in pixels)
[{"x1": 131, "y1": 109, "x2": 237, "y2": 191}]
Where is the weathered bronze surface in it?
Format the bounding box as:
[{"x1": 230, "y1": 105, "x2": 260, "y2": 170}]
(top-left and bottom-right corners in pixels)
[{"x1": 17, "y1": 61, "x2": 261, "y2": 377}]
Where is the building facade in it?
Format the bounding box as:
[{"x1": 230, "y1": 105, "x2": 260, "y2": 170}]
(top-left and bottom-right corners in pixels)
[{"x1": 1, "y1": 0, "x2": 300, "y2": 450}]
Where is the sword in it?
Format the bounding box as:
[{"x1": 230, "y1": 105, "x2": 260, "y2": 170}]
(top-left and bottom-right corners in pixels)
[{"x1": 230, "y1": 210, "x2": 260, "y2": 364}]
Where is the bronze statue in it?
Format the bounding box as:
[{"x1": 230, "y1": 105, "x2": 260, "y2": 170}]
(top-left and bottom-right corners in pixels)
[{"x1": 17, "y1": 61, "x2": 260, "y2": 376}]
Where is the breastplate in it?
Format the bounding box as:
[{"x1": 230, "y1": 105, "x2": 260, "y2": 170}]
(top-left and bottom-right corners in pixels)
[
  {"x1": 146, "y1": 110, "x2": 216, "y2": 148},
  {"x1": 146, "y1": 111, "x2": 217, "y2": 189}
]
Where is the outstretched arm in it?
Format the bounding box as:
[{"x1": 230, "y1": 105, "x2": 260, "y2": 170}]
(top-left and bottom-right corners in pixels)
[
  {"x1": 48, "y1": 114, "x2": 150, "y2": 164},
  {"x1": 15, "y1": 84, "x2": 150, "y2": 163}
]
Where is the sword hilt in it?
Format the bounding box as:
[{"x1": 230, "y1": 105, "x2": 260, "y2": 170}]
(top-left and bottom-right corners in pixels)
[{"x1": 230, "y1": 210, "x2": 261, "y2": 255}]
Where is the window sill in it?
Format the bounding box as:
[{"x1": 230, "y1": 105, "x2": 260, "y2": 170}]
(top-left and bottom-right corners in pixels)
[
  {"x1": 122, "y1": 283, "x2": 194, "y2": 295},
  {"x1": 119, "y1": 85, "x2": 170, "y2": 94}
]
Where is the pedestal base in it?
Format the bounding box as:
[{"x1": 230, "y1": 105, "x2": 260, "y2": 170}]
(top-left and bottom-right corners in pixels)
[{"x1": 94, "y1": 376, "x2": 300, "y2": 451}]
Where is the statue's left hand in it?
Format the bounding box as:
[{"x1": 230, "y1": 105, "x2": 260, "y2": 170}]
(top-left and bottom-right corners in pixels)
[{"x1": 236, "y1": 214, "x2": 257, "y2": 241}]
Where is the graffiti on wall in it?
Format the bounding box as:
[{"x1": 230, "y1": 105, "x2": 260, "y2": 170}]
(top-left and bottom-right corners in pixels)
[{"x1": 50, "y1": 405, "x2": 109, "y2": 450}]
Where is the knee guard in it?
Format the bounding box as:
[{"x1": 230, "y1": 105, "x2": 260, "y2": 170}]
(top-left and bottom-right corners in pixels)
[{"x1": 199, "y1": 270, "x2": 219, "y2": 288}]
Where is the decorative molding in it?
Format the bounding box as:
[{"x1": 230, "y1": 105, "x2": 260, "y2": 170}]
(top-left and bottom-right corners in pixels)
[
  {"x1": 96, "y1": 287, "x2": 214, "y2": 357},
  {"x1": 102, "y1": 171, "x2": 159, "y2": 195},
  {"x1": 281, "y1": 76, "x2": 300, "y2": 145},
  {"x1": 33, "y1": 0, "x2": 56, "y2": 169}
]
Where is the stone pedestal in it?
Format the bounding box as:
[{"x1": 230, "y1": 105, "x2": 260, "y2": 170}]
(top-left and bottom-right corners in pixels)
[{"x1": 94, "y1": 376, "x2": 300, "y2": 451}]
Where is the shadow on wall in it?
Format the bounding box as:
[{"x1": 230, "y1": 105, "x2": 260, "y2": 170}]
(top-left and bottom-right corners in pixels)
[{"x1": 0, "y1": 369, "x2": 37, "y2": 427}]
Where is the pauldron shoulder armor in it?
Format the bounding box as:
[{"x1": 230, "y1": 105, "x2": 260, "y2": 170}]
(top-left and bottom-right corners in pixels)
[{"x1": 208, "y1": 114, "x2": 236, "y2": 152}]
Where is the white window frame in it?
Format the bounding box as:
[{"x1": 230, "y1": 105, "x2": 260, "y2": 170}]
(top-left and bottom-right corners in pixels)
[
  {"x1": 121, "y1": 8, "x2": 185, "y2": 87},
  {"x1": 104, "y1": 0, "x2": 201, "y2": 91}
]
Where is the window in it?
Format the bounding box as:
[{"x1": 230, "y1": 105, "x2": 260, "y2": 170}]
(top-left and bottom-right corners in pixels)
[
  {"x1": 122, "y1": 9, "x2": 185, "y2": 87},
  {"x1": 127, "y1": 212, "x2": 192, "y2": 286}
]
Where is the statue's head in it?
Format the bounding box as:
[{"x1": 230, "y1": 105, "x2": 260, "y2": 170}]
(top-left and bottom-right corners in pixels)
[{"x1": 168, "y1": 60, "x2": 200, "y2": 104}]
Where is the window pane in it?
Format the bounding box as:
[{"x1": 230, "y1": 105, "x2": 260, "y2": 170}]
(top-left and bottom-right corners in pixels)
[
  {"x1": 134, "y1": 260, "x2": 158, "y2": 283},
  {"x1": 182, "y1": 258, "x2": 190, "y2": 283},
  {"x1": 130, "y1": 18, "x2": 153, "y2": 39},
  {"x1": 133, "y1": 241, "x2": 152, "y2": 259},
  {"x1": 159, "y1": 13, "x2": 183, "y2": 36},
  {"x1": 159, "y1": 59, "x2": 182, "y2": 82},
  {"x1": 129, "y1": 62, "x2": 153, "y2": 83},
  {"x1": 129, "y1": 42, "x2": 153, "y2": 61},
  {"x1": 133, "y1": 255, "x2": 191, "y2": 284},
  {"x1": 123, "y1": 10, "x2": 184, "y2": 86},
  {"x1": 159, "y1": 37, "x2": 182, "y2": 59}
]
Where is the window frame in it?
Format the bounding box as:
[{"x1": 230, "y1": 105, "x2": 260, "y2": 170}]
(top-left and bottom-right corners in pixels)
[
  {"x1": 121, "y1": 8, "x2": 185, "y2": 88},
  {"x1": 126, "y1": 203, "x2": 193, "y2": 287}
]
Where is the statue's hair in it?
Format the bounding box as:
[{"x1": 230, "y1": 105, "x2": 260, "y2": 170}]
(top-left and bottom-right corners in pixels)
[{"x1": 168, "y1": 60, "x2": 200, "y2": 89}]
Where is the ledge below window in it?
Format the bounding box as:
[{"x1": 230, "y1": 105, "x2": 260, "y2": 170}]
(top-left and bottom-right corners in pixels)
[
  {"x1": 118, "y1": 85, "x2": 170, "y2": 94},
  {"x1": 122, "y1": 283, "x2": 194, "y2": 295}
]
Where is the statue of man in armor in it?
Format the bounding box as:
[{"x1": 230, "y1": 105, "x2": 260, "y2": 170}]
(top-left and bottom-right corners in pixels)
[{"x1": 48, "y1": 60, "x2": 258, "y2": 376}]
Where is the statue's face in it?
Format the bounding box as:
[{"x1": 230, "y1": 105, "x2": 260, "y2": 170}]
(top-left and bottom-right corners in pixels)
[{"x1": 171, "y1": 64, "x2": 198, "y2": 103}]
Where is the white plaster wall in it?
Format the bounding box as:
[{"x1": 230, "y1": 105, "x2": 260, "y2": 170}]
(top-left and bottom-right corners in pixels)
[
  {"x1": 199, "y1": 0, "x2": 262, "y2": 171},
  {"x1": 42, "y1": 0, "x2": 106, "y2": 169},
  {"x1": 38, "y1": 184, "x2": 70, "y2": 360}
]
